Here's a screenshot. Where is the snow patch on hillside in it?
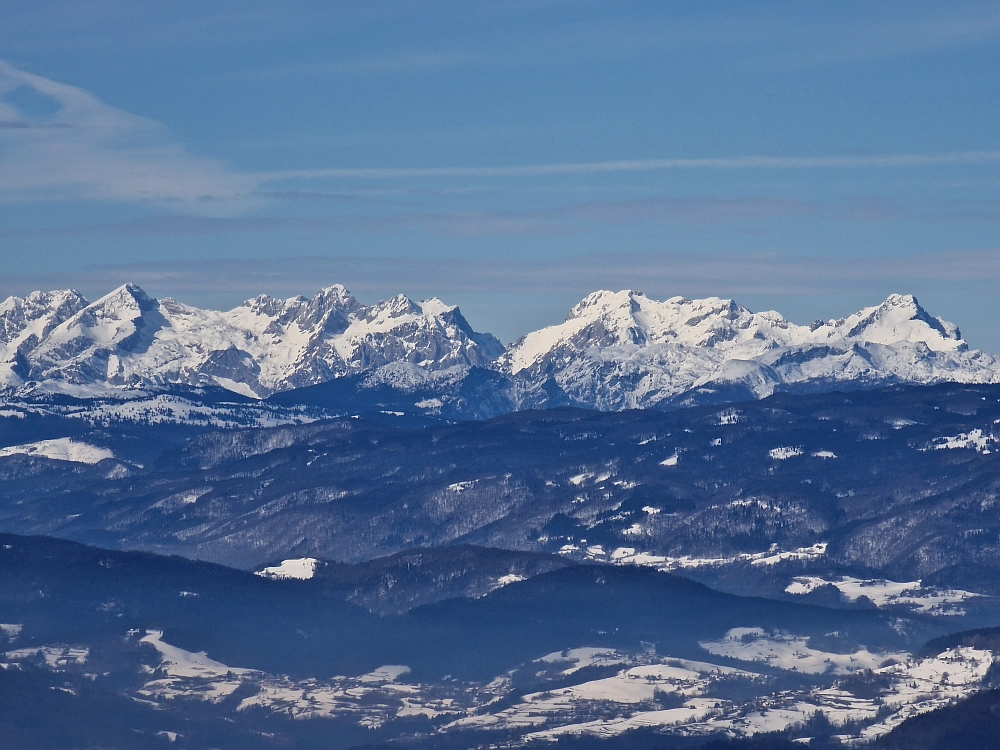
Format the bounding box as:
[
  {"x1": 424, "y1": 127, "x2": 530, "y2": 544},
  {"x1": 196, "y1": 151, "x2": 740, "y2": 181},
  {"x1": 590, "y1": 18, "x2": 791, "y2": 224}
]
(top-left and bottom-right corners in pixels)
[
  {"x1": 927, "y1": 428, "x2": 995, "y2": 454},
  {"x1": 141, "y1": 630, "x2": 250, "y2": 680},
  {"x1": 495, "y1": 573, "x2": 527, "y2": 588},
  {"x1": 769, "y1": 446, "x2": 803, "y2": 460},
  {"x1": 255, "y1": 558, "x2": 319, "y2": 580},
  {"x1": 5, "y1": 645, "x2": 89, "y2": 667},
  {"x1": 602, "y1": 542, "x2": 828, "y2": 571}
]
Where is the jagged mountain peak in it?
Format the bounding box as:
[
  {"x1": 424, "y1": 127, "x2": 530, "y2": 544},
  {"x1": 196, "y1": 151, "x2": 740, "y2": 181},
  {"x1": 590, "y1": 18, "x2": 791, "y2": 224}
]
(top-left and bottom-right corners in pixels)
[
  {"x1": 240, "y1": 284, "x2": 359, "y2": 317},
  {"x1": 88, "y1": 283, "x2": 156, "y2": 311},
  {"x1": 37, "y1": 284, "x2": 162, "y2": 359},
  {"x1": 1, "y1": 287, "x2": 89, "y2": 311},
  {"x1": 830, "y1": 293, "x2": 963, "y2": 351},
  {"x1": 415, "y1": 296, "x2": 459, "y2": 317},
  {"x1": 0, "y1": 288, "x2": 89, "y2": 347},
  {"x1": 364, "y1": 293, "x2": 421, "y2": 320},
  {"x1": 567, "y1": 288, "x2": 640, "y2": 317},
  {"x1": 315, "y1": 283, "x2": 356, "y2": 303}
]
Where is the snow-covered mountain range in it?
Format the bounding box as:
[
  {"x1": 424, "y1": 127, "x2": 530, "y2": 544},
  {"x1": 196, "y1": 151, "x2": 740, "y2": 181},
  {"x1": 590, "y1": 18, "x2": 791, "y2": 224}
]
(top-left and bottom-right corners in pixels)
[
  {"x1": 503, "y1": 290, "x2": 1000, "y2": 409},
  {"x1": 1, "y1": 283, "x2": 997, "y2": 408},
  {"x1": 0, "y1": 283, "x2": 502, "y2": 398}
]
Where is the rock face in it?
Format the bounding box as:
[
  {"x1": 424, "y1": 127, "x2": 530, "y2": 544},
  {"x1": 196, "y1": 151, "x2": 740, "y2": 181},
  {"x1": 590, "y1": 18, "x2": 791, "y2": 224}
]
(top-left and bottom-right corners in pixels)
[
  {"x1": 500, "y1": 291, "x2": 1000, "y2": 410},
  {"x1": 0, "y1": 284, "x2": 503, "y2": 397},
  {"x1": 1, "y1": 284, "x2": 997, "y2": 407}
]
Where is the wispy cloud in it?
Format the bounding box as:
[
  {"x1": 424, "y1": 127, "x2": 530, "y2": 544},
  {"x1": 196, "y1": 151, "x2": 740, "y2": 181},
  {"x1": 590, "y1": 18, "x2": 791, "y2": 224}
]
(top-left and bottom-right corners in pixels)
[
  {"x1": 261, "y1": 52, "x2": 476, "y2": 78},
  {"x1": 526, "y1": 3, "x2": 1000, "y2": 69},
  {"x1": 15, "y1": 192, "x2": 1000, "y2": 242},
  {"x1": 555, "y1": 197, "x2": 816, "y2": 224},
  {"x1": 0, "y1": 60, "x2": 255, "y2": 212},
  {"x1": 2, "y1": 215, "x2": 340, "y2": 238},
  {"x1": 841, "y1": 197, "x2": 1000, "y2": 223},
  {"x1": 261, "y1": 150, "x2": 1000, "y2": 182},
  {"x1": 788, "y1": 6, "x2": 1000, "y2": 65},
  {"x1": 2, "y1": 196, "x2": 820, "y2": 240}
]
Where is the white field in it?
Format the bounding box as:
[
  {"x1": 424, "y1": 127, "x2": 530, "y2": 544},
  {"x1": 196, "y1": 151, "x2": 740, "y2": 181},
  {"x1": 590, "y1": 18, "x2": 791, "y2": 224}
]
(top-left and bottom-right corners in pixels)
[
  {"x1": 596, "y1": 542, "x2": 828, "y2": 572},
  {"x1": 4, "y1": 644, "x2": 89, "y2": 667},
  {"x1": 700, "y1": 628, "x2": 908, "y2": 674},
  {"x1": 0, "y1": 437, "x2": 113, "y2": 464},
  {"x1": 786, "y1": 575, "x2": 983, "y2": 615}
]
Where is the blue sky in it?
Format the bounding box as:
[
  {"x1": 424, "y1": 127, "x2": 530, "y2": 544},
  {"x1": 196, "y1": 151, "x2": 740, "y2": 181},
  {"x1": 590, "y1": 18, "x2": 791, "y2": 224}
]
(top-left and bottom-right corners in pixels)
[{"x1": 1, "y1": 0, "x2": 998, "y2": 346}]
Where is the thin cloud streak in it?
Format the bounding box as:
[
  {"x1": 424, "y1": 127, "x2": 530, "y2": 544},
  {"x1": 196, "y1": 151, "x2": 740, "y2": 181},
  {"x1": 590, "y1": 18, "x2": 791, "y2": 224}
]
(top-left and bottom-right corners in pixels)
[
  {"x1": 261, "y1": 150, "x2": 1000, "y2": 181},
  {"x1": 14, "y1": 193, "x2": 1000, "y2": 242},
  {"x1": 1, "y1": 62, "x2": 996, "y2": 214},
  {"x1": 2, "y1": 196, "x2": 820, "y2": 240},
  {"x1": 841, "y1": 197, "x2": 1000, "y2": 223}
]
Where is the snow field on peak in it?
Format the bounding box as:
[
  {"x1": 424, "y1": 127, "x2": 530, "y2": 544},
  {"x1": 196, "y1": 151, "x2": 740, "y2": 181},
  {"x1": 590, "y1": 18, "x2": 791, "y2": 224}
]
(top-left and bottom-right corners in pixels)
[{"x1": 504, "y1": 291, "x2": 963, "y2": 375}]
